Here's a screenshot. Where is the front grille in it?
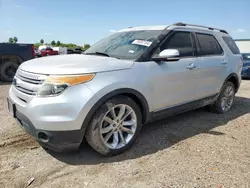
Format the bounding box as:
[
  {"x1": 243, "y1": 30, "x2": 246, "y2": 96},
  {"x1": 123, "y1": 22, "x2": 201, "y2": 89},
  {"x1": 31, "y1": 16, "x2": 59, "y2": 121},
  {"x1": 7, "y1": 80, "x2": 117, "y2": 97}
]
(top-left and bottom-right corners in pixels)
[
  {"x1": 16, "y1": 74, "x2": 43, "y2": 85},
  {"x1": 15, "y1": 86, "x2": 36, "y2": 95},
  {"x1": 13, "y1": 69, "x2": 48, "y2": 96}
]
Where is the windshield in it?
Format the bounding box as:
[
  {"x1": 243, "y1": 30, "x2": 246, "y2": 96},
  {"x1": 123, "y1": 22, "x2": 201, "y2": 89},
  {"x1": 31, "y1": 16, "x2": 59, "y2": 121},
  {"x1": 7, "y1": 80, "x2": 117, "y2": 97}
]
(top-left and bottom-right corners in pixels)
[
  {"x1": 84, "y1": 30, "x2": 162, "y2": 60},
  {"x1": 242, "y1": 53, "x2": 250, "y2": 61}
]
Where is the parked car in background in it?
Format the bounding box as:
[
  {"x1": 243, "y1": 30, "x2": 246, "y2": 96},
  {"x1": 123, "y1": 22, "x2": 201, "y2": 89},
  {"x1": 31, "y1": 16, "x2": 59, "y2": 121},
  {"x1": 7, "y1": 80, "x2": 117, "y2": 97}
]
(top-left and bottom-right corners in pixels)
[
  {"x1": 38, "y1": 45, "x2": 51, "y2": 51},
  {"x1": 241, "y1": 53, "x2": 250, "y2": 78},
  {"x1": 0, "y1": 43, "x2": 35, "y2": 82},
  {"x1": 52, "y1": 47, "x2": 67, "y2": 55},
  {"x1": 67, "y1": 49, "x2": 74, "y2": 54},
  {"x1": 8, "y1": 22, "x2": 242, "y2": 156},
  {"x1": 35, "y1": 48, "x2": 41, "y2": 57},
  {"x1": 40, "y1": 47, "x2": 59, "y2": 56},
  {"x1": 73, "y1": 48, "x2": 82, "y2": 54}
]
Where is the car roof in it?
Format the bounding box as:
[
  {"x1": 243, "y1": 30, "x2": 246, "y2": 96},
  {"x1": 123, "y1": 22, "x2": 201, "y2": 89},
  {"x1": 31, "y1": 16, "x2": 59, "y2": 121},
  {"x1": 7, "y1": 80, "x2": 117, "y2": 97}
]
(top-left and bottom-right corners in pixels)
[
  {"x1": 117, "y1": 23, "x2": 229, "y2": 36},
  {"x1": 117, "y1": 25, "x2": 168, "y2": 32}
]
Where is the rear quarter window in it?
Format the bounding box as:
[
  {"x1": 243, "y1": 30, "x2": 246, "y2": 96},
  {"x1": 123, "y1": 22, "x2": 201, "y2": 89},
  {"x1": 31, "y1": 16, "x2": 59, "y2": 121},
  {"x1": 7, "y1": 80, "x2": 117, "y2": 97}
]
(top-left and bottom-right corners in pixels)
[{"x1": 222, "y1": 36, "x2": 240, "y2": 54}]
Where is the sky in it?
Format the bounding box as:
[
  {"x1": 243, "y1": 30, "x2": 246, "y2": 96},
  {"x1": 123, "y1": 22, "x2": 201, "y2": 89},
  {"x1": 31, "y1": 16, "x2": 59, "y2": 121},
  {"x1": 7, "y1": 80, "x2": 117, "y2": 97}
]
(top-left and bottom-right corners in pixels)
[{"x1": 0, "y1": 0, "x2": 250, "y2": 46}]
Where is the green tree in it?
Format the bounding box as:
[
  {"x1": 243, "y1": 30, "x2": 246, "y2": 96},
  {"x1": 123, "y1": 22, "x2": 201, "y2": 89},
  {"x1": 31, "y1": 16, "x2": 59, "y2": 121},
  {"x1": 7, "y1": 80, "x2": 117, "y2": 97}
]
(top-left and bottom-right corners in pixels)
[
  {"x1": 65, "y1": 43, "x2": 77, "y2": 49},
  {"x1": 83, "y1": 44, "x2": 90, "y2": 51},
  {"x1": 13, "y1": 37, "x2": 18, "y2": 43},
  {"x1": 40, "y1": 39, "x2": 44, "y2": 44},
  {"x1": 8, "y1": 37, "x2": 14, "y2": 43},
  {"x1": 34, "y1": 43, "x2": 41, "y2": 48},
  {"x1": 51, "y1": 40, "x2": 56, "y2": 46},
  {"x1": 56, "y1": 41, "x2": 61, "y2": 46}
]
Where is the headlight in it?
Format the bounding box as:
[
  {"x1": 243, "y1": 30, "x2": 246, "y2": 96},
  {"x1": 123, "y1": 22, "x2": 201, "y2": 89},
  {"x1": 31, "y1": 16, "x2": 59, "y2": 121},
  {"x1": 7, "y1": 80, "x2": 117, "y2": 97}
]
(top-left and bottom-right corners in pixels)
[{"x1": 37, "y1": 74, "x2": 95, "y2": 97}]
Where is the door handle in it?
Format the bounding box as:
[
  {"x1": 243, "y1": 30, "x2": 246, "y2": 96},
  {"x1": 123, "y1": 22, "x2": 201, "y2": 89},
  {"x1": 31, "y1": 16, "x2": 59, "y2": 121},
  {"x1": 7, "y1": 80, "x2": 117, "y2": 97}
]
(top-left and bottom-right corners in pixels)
[
  {"x1": 186, "y1": 63, "x2": 196, "y2": 69},
  {"x1": 221, "y1": 60, "x2": 228, "y2": 65}
]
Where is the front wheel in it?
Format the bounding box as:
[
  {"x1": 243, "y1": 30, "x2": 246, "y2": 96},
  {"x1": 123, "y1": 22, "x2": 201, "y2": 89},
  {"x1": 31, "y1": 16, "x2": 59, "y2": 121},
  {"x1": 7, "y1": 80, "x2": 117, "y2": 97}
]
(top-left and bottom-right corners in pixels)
[
  {"x1": 208, "y1": 81, "x2": 235, "y2": 114},
  {"x1": 85, "y1": 96, "x2": 142, "y2": 156}
]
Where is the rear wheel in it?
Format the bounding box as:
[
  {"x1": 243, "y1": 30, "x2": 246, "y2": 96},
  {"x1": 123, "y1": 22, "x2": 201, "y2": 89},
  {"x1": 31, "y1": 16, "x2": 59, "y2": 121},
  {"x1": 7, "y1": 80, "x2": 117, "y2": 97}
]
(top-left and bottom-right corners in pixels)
[
  {"x1": 0, "y1": 61, "x2": 19, "y2": 82},
  {"x1": 208, "y1": 81, "x2": 235, "y2": 114},
  {"x1": 85, "y1": 96, "x2": 142, "y2": 156}
]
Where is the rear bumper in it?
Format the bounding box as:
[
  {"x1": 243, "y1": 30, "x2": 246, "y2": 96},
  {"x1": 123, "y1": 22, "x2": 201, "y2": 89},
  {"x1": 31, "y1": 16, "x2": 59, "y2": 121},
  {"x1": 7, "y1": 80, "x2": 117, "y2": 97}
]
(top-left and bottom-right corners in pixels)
[{"x1": 14, "y1": 108, "x2": 83, "y2": 152}]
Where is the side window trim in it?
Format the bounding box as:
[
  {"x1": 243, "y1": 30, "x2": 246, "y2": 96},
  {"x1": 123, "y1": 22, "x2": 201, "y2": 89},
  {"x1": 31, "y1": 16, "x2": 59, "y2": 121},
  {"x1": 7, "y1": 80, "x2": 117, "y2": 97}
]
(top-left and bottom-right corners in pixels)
[
  {"x1": 190, "y1": 32, "x2": 198, "y2": 56},
  {"x1": 158, "y1": 31, "x2": 196, "y2": 59},
  {"x1": 194, "y1": 32, "x2": 224, "y2": 57}
]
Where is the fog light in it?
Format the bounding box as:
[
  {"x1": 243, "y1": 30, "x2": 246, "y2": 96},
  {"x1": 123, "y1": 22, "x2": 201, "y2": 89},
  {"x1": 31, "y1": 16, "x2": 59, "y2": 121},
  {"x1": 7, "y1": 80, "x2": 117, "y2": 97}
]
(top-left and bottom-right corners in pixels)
[{"x1": 37, "y1": 132, "x2": 49, "y2": 143}]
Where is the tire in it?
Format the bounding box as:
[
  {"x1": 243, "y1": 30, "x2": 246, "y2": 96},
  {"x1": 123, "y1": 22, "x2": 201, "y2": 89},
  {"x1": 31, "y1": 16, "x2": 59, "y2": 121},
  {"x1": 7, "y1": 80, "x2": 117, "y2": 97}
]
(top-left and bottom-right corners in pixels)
[
  {"x1": 85, "y1": 96, "x2": 142, "y2": 156},
  {"x1": 208, "y1": 81, "x2": 235, "y2": 114},
  {"x1": 0, "y1": 61, "x2": 19, "y2": 82},
  {"x1": 0, "y1": 72, "x2": 4, "y2": 82}
]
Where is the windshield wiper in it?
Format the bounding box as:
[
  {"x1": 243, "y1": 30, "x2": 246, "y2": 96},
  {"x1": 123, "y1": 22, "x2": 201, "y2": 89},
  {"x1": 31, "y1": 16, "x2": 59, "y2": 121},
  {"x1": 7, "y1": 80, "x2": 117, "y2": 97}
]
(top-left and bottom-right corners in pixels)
[
  {"x1": 85, "y1": 51, "x2": 120, "y2": 59},
  {"x1": 85, "y1": 51, "x2": 111, "y2": 57}
]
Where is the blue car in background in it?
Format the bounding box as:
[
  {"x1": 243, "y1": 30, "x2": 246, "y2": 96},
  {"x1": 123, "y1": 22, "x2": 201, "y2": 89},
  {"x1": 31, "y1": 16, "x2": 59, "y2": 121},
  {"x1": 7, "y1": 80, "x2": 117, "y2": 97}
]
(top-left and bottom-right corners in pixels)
[{"x1": 241, "y1": 53, "x2": 250, "y2": 79}]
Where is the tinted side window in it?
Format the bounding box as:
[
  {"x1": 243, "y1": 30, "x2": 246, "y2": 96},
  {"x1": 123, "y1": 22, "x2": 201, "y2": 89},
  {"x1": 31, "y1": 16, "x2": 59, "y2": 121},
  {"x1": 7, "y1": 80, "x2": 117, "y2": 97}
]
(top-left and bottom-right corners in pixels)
[
  {"x1": 160, "y1": 32, "x2": 194, "y2": 57},
  {"x1": 223, "y1": 37, "x2": 240, "y2": 54},
  {"x1": 196, "y1": 33, "x2": 223, "y2": 56}
]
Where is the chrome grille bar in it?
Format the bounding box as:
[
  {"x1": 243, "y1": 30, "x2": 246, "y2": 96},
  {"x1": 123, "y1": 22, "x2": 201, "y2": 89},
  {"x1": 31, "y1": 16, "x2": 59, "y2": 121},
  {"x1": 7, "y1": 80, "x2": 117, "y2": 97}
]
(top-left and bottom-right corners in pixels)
[
  {"x1": 15, "y1": 86, "x2": 36, "y2": 95},
  {"x1": 13, "y1": 69, "x2": 47, "y2": 97},
  {"x1": 16, "y1": 74, "x2": 44, "y2": 84}
]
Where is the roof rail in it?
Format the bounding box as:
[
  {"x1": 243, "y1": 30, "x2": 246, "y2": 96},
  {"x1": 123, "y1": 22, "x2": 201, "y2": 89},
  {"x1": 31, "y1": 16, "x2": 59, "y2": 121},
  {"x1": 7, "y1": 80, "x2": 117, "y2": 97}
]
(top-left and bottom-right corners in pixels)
[{"x1": 172, "y1": 22, "x2": 228, "y2": 34}]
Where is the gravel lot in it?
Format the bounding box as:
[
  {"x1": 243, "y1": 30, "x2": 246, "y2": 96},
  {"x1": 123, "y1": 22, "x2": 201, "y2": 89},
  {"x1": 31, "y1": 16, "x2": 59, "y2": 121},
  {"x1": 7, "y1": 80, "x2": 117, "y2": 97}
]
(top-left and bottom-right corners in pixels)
[{"x1": 0, "y1": 81, "x2": 250, "y2": 188}]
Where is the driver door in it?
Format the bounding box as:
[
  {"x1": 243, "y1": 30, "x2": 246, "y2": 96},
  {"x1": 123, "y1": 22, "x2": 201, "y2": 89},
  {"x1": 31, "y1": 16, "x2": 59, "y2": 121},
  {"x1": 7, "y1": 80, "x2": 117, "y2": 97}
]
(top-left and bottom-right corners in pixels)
[{"x1": 149, "y1": 31, "x2": 200, "y2": 111}]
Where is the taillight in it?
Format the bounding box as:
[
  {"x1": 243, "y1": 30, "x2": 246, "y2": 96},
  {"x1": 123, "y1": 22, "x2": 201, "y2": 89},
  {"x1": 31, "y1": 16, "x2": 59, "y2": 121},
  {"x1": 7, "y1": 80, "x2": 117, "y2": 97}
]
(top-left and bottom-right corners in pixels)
[{"x1": 32, "y1": 45, "x2": 36, "y2": 57}]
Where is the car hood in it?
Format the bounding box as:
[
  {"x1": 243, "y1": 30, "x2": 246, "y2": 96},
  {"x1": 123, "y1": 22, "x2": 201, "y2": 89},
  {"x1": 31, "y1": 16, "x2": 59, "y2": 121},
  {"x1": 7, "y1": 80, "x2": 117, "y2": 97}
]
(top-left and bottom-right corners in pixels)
[{"x1": 19, "y1": 54, "x2": 134, "y2": 75}]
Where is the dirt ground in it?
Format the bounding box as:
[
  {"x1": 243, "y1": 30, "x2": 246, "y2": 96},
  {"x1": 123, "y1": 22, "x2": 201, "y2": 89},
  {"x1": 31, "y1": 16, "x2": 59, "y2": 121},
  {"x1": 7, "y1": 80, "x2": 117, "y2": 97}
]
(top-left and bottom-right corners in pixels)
[{"x1": 0, "y1": 80, "x2": 250, "y2": 188}]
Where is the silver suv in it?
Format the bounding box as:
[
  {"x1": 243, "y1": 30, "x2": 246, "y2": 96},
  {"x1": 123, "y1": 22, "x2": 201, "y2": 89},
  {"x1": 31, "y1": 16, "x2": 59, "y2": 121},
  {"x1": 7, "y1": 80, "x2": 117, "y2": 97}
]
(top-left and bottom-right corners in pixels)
[{"x1": 8, "y1": 23, "x2": 243, "y2": 156}]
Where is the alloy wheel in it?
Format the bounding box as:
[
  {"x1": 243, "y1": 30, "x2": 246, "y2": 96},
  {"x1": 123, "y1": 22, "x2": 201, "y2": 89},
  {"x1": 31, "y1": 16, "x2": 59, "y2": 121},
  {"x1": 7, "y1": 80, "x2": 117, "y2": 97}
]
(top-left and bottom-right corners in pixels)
[
  {"x1": 220, "y1": 85, "x2": 234, "y2": 112},
  {"x1": 100, "y1": 104, "x2": 137, "y2": 149}
]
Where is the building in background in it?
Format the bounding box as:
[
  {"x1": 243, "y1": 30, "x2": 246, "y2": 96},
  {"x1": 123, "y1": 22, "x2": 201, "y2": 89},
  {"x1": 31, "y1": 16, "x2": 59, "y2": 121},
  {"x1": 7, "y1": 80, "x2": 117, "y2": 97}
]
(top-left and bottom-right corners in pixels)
[{"x1": 234, "y1": 39, "x2": 250, "y2": 53}]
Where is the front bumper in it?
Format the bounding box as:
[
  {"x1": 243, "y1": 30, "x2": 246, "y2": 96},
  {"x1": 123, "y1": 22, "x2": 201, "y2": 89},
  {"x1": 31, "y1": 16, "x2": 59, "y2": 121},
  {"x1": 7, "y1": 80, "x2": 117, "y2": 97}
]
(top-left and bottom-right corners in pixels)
[
  {"x1": 14, "y1": 107, "x2": 83, "y2": 151},
  {"x1": 7, "y1": 97, "x2": 86, "y2": 152},
  {"x1": 8, "y1": 83, "x2": 95, "y2": 131},
  {"x1": 8, "y1": 83, "x2": 96, "y2": 152}
]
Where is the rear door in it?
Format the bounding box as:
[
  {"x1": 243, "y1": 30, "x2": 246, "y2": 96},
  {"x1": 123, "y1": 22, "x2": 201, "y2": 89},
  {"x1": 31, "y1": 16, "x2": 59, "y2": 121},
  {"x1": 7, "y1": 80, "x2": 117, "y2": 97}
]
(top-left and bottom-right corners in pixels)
[{"x1": 194, "y1": 32, "x2": 226, "y2": 98}]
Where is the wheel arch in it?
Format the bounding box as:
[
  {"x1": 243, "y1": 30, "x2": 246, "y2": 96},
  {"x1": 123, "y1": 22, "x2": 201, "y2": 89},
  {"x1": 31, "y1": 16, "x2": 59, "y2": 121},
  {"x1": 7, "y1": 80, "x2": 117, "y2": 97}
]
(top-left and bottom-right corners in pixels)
[
  {"x1": 81, "y1": 88, "x2": 150, "y2": 132},
  {"x1": 0, "y1": 54, "x2": 23, "y2": 65},
  {"x1": 224, "y1": 73, "x2": 240, "y2": 93}
]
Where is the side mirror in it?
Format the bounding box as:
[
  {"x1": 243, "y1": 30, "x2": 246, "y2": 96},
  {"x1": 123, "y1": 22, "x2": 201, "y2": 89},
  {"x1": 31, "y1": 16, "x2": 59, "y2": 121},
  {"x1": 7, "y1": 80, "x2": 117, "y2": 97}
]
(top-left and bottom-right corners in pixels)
[{"x1": 152, "y1": 49, "x2": 180, "y2": 62}]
